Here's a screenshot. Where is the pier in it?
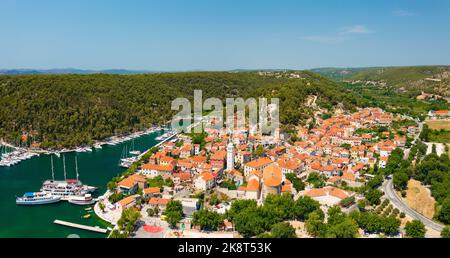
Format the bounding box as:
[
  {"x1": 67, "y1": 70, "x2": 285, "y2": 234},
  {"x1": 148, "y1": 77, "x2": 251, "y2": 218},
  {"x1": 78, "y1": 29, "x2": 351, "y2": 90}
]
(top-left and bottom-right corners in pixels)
[{"x1": 54, "y1": 219, "x2": 108, "y2": 234}]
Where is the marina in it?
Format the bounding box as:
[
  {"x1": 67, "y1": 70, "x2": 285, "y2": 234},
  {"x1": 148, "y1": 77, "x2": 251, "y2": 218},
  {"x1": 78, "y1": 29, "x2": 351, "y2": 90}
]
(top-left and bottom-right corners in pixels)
[
  {"x1": 0, "y1": 129, "x2": 164, "y2": 238},
  {"x1": 0, "y1": 145, "x2": 40, "y2": 167},
  {"x1": 0, "y1": 126, "x2": 163, "y2": 168}
]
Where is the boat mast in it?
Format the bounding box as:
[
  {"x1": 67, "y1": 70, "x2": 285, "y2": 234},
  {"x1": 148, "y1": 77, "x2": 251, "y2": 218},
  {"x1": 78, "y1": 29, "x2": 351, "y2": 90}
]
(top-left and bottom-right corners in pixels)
[
  {"x1": 63, "y1": 155, "x2": 67, "y2": 181},
  {"x1": 51, "y1": 156, "x2": 55, "y2": 181},
  {"x1": 75, "y1": 156, "x2": 79, "y2": 182}
]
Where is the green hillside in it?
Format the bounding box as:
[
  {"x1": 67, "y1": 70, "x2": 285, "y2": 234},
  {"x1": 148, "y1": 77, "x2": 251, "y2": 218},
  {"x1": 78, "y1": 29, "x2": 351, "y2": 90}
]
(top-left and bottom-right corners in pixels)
[
  {"x1": 313, "y1": 66, "x2": 450, "y2": 97},
  {"x1": 0, "y1": 71, "x2": 355, "y2": 149}
]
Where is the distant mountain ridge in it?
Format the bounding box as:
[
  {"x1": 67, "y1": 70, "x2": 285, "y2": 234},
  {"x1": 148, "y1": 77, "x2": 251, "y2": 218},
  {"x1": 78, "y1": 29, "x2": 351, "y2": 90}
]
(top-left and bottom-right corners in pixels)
[
  {"x1": 0, "y1": 68, "x2": 300, "y2": 75},
  {"x1": 0, "y1": 68, "x2": 158, "y2": 75}
]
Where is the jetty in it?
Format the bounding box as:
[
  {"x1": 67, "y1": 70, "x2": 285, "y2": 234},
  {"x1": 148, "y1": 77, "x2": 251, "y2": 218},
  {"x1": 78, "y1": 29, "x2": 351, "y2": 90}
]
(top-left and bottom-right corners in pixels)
[{"x1": 53, "y1": 219, "x2": 108, "y2": 234}]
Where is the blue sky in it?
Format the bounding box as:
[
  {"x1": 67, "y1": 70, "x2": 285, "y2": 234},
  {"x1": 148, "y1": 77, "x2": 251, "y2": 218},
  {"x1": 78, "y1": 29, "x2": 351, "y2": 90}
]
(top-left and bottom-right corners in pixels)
[{"x1": 1, "y1": 0, "x2": 450, "y2": 70}]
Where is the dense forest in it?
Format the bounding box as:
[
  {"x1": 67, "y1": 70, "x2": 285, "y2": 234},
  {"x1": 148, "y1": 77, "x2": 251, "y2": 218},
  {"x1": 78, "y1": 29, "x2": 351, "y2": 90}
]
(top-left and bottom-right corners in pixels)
[{"x1": 0, "y1": 71, "x2": 356, "y2": 149}]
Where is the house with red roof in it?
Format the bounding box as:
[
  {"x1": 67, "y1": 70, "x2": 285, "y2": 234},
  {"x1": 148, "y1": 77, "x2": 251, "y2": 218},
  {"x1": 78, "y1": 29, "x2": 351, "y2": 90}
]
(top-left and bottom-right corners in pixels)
[
  {"x1": 302, "y1": 186, "x2": 354, "y2": 206},
  {"x1": 117, "y1": 174, "x2": 147, "y2": 194},
  {"x1": 243, "y1": 157, "x2": 273, "y2": 177},
  {"x1": 210, "y1": 150, "x2": 227, "y2": 170},
  {"x1": 194, "y1": 171, "x2": 216, "y2": 191},
  {"x1": 141, "y1": 164, "x2": 174, "y2": 178}
]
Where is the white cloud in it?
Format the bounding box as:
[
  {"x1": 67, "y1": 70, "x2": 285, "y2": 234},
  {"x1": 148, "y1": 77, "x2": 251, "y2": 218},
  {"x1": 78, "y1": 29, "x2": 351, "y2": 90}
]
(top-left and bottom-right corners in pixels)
[
  {"x1": 340, "y1": 25, "x2": 372, "y2": 34},
  {"x1": 392, "y1": 10, "x2": 415, "y2": 17}
]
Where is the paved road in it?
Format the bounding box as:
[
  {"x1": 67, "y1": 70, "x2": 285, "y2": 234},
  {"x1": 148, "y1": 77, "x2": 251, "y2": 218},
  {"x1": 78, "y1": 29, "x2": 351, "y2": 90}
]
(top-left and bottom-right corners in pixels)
[
  {"x1": 403, "y1": 119, "x2": 423, "y2": 160},
  {"x1": 381, "y1": 178, "x2": 444, "y2": 232}
]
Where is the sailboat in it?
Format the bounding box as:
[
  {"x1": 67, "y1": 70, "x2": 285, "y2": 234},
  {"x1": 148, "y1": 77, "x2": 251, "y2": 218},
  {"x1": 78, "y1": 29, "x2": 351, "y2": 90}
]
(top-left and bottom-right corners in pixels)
[
  {"x1": 68, "y1": 157, "x2": 96, "y2": 205},
  {"x1": 40, "y1": 155, "x2": 97, "y2": 201},
  {"x1": 119, "y1": 145, "x2": 137, "y2": 168},
  {"x1": 129, "y1": 139, "x2": 141, "y2": 156}
]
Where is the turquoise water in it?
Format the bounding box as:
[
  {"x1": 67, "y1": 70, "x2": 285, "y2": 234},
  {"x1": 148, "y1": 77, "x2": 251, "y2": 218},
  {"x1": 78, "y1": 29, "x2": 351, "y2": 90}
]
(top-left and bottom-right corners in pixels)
[{"x1": 0, "y1": 130, "x2": 164, "y2": 238}]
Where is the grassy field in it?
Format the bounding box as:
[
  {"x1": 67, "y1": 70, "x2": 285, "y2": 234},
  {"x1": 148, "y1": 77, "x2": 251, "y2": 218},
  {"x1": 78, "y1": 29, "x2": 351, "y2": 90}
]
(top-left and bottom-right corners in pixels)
[
  {"x1": 404, "y1": 179, "x2": 436, "y2": 219},
  {"x1": 426, "y1": 120, "x2": 450, "y2": 130}
]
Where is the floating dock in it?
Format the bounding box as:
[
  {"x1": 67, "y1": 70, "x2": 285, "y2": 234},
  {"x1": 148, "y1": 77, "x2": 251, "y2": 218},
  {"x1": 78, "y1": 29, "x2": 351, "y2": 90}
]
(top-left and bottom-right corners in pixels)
[{"x1": 54, "y1": 219, "x2": 108, "y2": 234}]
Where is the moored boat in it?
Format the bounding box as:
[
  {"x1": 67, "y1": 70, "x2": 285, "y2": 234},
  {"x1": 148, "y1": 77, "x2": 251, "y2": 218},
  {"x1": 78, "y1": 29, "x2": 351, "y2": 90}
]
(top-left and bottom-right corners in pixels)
[
  {"x1": 16, "y1": 192, "x2": 61, "y2": 205},
  {"x1": 41, "y1": 156, "x2": 97, "y2": 201},
  {"x1": 68, "y1": 194, "x2": 96, "y2": 205}
]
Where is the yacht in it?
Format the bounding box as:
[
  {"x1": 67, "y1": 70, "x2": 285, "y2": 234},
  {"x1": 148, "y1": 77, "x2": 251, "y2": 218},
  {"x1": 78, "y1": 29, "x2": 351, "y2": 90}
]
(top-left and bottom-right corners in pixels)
[
  {"x1": 16, "y1": 192, "x2": 61, "y2": 205},
  {"x1": 68, "y1": 194, "x2": 96, "y2": 205},
  {"x1": 41, "y1": 156, "x2": 97, "y2": 201}
]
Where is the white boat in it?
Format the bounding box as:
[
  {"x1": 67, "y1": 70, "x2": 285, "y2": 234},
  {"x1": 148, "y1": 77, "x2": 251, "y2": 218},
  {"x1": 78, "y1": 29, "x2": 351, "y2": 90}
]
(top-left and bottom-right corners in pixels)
[
  {"x1": 16, "y1": 192, "x2": 61, "y2": 205},
  {"x1": 129, "y1": 139, "x2": 141, "y2": 155},
  {"x1": 41, "y1": 156, "x2": 97, "y2": 201},
  {"x1": 129, "y1": 150, "x2": 141, "y2": 155},
  {"x1": 68, "y1": 194, "x2": 96, "y2": 205},
  {"x1": 75, "y1": 147, "x2": 87, "y2": 153}
]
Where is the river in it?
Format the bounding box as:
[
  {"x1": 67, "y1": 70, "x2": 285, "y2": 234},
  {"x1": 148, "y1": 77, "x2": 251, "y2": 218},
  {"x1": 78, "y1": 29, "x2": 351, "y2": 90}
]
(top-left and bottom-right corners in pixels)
[{"x1": 0, "y1": 130, "x2": 164, "y2": 238}]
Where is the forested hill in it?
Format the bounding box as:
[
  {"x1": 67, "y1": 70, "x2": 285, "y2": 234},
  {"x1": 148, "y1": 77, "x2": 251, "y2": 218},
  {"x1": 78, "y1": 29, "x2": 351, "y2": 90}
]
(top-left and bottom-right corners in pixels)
[
  {"x1": 0, "y1": 71, "x2": 356, "y2": 149},
  {"x1": 312, "y1": 66, "x2": 450, "y2": 97}
]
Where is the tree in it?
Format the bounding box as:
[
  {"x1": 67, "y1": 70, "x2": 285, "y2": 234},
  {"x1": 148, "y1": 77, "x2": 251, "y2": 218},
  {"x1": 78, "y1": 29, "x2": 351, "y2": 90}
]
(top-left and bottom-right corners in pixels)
[
  {"x1": 99, "y1": 202, "x2": 106, "y2": 212},
  {"x1": 233, "y1": 207, "x2": 267, "y2": 237},
  {"x1": 357, "y1": 199, "x2": 368, "y2": 211},
  {"x1": 192, "y1": 209, "x2": 223, "y2": 231},
  {"x1": 437, "y1": 198, "x2": 450, "y2": 224},
  {"x1": 117, "y1": 208, "x2": 141, "y2": 235},
  {"x1": 253, "y1": 145, "x2": 265, "y2": 157},
  {"x1": 326, "y1": 217, "x2": 359, "y2": 238},
  {"x1": 263, "y1": 193, "x2": 296, "y2": 221},
  {"x1": 305, "y1": 211, "x2": 325, "y2": 237},
  {"x1": 327, "y1": 206, "x2": 347, "y2": 225},
  {"x1": 257, "y1": 232, "x2": 272, "y2": 238},
  {"x1": 147, "y1": 208, "x2": 155, "y2": 217},
  {"x1": 108, "y1": 192, "x2": 125, "y2": 204},
  {"x1": 294, "y1": 196, "x2": 322, "y2": 221},
  {"x1": 367, "y1": 175, "x2": 383, "y2": 189},
  {"x1": 109, "y1": 229, "x2": 127, "y2": 238},
  {"x1": 107, "y1": 181, "x2": 117, "y2": 191},
  {"x1": 147, "y1": 175, "x2": 166, "y2": 188},
  {"x1": 365, "y1": 189, "x2": 382, "y2": 206},
  {"x1": 307, "y1": 172, "x2": 326, "y2": 188},
  {"x1": 270, "y1": 222, "x2": 297, "y2": 238},
  {"x1": 285, "y1": 173, "x2": 305, "y2": 191},
  {"x1": 405, "y1": 220, "x2": 426, "y2": 238},
  {"x1": 163, "y1": 200, "x2": 184, "y2": 228},
  {"x1": 226, "y1": 199, "x2": 257, "y2": 221},
  {"x1": 208, "y1": 193, "x2": 220, "y2": 206},
  {"x1": 381, "y1": 217, "x2": 401, "y2": 236},
  {"x1": 393, "y1": 171, "x2": 409, "y2": 190},
  {"x1": 441, "y1": 227, "x2": 450, "y2": 238}
]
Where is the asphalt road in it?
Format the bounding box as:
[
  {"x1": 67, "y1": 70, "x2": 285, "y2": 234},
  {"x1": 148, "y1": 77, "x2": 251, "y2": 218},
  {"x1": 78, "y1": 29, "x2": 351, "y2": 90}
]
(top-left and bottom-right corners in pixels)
[{"x1": 381, "y1": 178, "x2": 444, "y2": 232}]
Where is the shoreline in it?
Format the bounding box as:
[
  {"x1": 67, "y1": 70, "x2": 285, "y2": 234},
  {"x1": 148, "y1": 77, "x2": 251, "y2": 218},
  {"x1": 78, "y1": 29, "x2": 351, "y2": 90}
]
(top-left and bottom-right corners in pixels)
[
  {"x1": 0, "y1": 126, "x2": 166, "y2": 167},
  {"x1": 1, "y1": 126, "x2": 165, "y2": 154}
]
